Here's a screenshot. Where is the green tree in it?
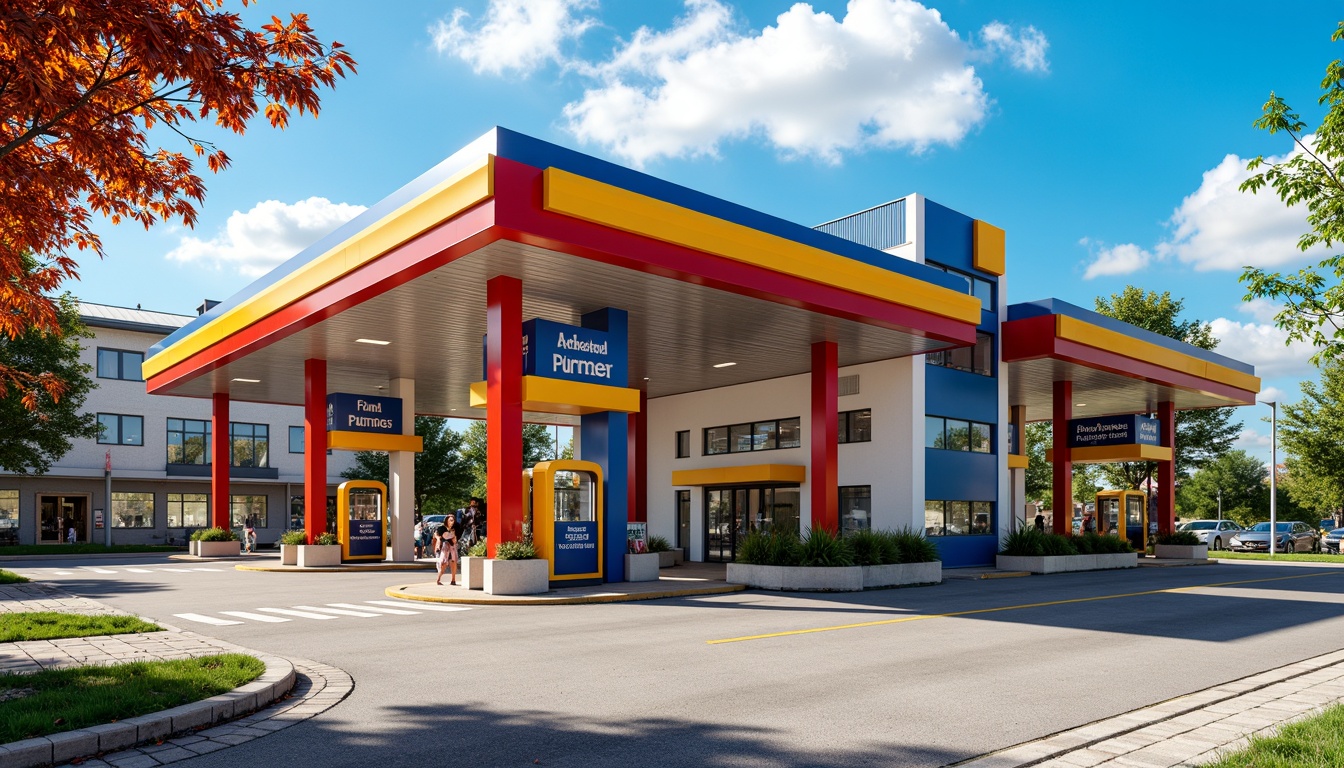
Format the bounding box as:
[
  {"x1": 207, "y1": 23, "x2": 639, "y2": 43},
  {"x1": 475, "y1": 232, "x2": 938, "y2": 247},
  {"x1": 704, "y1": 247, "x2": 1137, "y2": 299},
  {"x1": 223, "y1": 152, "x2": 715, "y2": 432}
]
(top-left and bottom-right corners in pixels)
[
  {"x1": 1239, "y1": 22, "x2": 1344, "y2": 362},
  {"x1": 0, "y1": 291, "x2": 98, "y2": 473},
  {"x1": 1024, "y1": 422, "x2": 1053, "y2": 504},
  {"x1": 1175, "y1": 450, "x2": 1268, "y2": 523},
  {"x1": 461, "y1": 421, "x2": 562, "y2": 498},
  {"x1": 1277, "y1": 358, "x2": 1344, "y2": 519},
  {"x1": 1093, "y1": 287, "x2": 1241, "y2": 488},
  {"x1": 341, "y1": 416, "x2": 474, "y2": 513}
]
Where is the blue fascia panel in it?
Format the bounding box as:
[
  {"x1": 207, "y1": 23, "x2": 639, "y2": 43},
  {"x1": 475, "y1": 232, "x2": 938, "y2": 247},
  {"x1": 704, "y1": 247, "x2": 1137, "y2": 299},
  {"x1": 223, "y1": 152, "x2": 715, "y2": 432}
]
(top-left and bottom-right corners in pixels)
[
  {"x1": 926, "y1": 367, "x2": 999, "y2": 424},
  {"x1": 926, "y1": 450, "x2": 997, "y2": 501},
  {"x1": 933, "y1": 536, "x2": 997, "y2": 568},
  {"x1": 923, "y1": 200, "x2": 976, "y2": 275}
]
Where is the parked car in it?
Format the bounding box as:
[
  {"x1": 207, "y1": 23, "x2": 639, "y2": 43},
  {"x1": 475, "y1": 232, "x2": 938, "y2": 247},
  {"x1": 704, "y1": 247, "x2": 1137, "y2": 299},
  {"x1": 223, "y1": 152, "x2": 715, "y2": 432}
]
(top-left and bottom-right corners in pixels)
[
  {"x1": 1323, "y1": 528, "x2": 1344, "y2": 554},
  {"x1": 1229, "y1": 521, "x2": 1320, "y2": 553},
  {"x1": 1321, "y1": 519, "x2": 1339, "y2": 537},
  {"x1": 1176, "y1": 519, "x2": 1243, "y2": 550}
]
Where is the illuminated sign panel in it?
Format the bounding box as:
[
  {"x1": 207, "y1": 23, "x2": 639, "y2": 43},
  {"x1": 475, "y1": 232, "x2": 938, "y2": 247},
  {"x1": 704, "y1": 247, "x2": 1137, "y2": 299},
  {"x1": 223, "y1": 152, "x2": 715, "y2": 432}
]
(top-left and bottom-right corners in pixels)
[
  {"x1": 1069, "y1": 415, "x2": 1160, "y2": 448},
  {"x1": 326, "y1": 393, "x2": 402, "y2": 435},
  {"x1": 523, "y1": 318, "x2": 628, "y2": 386}
]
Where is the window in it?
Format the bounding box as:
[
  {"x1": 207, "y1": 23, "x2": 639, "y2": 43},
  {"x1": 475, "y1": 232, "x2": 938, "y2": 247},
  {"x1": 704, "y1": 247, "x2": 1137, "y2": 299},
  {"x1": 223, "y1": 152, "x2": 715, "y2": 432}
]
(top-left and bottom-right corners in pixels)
[
  {"x1": 231, "y1": 495, "x2": 267, "y2": 527},
  {"x1": 840, "y1": 486, "x2": 871, "y2": 536},
  {"x1": 111, "y1": 492, "x2": 154, "y2": 528},
  {"x1": 926, "y1": 416, "x2": 994, "y2": 453},
  {"x1": 675, "y1": 431, "x2": 690, "y2": 459},
  {"x1": 96, "y1": 348, "x2": 144, "y2": 381},
  {"x1": 838, "y1": 409, "x2": 871, "y2": 444},
  {"x1": 167, "y1": 419, "x2": 211, "y2": 464},
  {"x1": 704, "y1": 417, "x2": 801, "y2": 455},
  {"x1": 97, "y1": 414, "x2": 144, "y2": 446},
  {"x1": 926, "y1": 262, "x2": 994, "y2": 312},
  {"x1": 167, "y1": 493, "x2": 209, "y2": 528},
  {"x1": 0, "y1": 490, "x2": 16, "y2": 530},
  {"x1": 927, "y1": 332, "x2": 994, "y2": 376},
  {"x1": 230, "y1": 423, "x2": 269, "y2": 468},
  {"x1": 289, "y1": 426, "x2": 305, "y2": 454},
  {"x1": 925, "y1": 500, "x2": 993, "y2": 536}
]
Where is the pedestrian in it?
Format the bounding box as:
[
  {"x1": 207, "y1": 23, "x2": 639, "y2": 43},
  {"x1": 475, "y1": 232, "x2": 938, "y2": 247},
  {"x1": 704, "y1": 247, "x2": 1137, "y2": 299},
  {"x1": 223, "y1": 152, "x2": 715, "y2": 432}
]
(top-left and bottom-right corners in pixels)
[
  {"x1": 66, "y1": 519, "x2": 77, "y2": 545},
  {"x1": 468, "y1": 497, "x2": 486, "y2": 544},
  {"x1": 435, "y1": 513, "x2": 459, "y2": 586},
  {"x1": 243, "y1": 513, "x2": 257, "y2": 554},
  {"x1": 1083, "y1": 513, "x2": 1097, "y2": 534},
  {"x1": 413, "y1": 517, "x2": 425, "y2": 559},
  {"x1": 1033, "y1": 511, "x2": 1045, "y2": 532}
]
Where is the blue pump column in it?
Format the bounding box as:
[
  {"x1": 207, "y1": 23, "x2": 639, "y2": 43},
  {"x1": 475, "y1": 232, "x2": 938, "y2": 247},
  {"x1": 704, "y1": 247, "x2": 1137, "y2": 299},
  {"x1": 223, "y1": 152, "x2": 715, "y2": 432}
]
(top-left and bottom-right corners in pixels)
[{"x1": 580, "y1": 307, "x2": 630, "y2": 583}]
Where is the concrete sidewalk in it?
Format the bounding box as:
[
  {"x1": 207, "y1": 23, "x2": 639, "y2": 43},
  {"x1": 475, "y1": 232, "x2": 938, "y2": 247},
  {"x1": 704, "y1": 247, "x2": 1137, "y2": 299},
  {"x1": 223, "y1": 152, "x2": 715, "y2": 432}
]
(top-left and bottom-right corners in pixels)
[{"x1": 388, "y1": 562, "x2": 746, "y2": 605}]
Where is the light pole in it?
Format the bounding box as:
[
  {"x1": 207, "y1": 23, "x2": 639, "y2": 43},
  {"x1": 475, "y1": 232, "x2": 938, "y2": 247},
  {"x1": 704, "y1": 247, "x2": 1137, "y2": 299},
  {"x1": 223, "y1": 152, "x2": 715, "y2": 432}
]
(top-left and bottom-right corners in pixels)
[
  {"x1": 1260, "y1": 399, "x2": 1277, "y2": 557},
  {"x1": 1217, "y1": 488, "x2": 1222, "y2": 522}
]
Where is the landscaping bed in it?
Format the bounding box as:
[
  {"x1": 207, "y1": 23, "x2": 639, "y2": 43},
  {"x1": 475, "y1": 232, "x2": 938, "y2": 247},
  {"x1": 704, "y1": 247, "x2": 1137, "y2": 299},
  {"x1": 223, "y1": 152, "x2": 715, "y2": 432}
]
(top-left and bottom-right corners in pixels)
[
  {"x1": 997, "y1": 529, "x2": 1137, "y2": 574},
  {"x1": 0, "y1": 568, "x2": 28, "y2": 584},
  {"x1": 0, "y1": 612, "x2": 162, "y2": 643},
  {"x1": 1202, "y1": 700, "x2": 1344, "y2": 767},
  {"x1": 1211, "y1": 551, "x2": 1343, "y2": 563},
  {"x1": 727, "y1": 528, "x2": 941, "y2": 592}
]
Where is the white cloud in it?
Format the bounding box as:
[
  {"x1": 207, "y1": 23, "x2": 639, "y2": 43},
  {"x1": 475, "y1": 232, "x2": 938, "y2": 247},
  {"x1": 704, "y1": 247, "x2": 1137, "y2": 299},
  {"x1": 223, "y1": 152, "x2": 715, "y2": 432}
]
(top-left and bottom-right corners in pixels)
[
  {"x1": 1238, "y1": 297, "x2": 1282, "y2": 324},
  {"x1": 979, "y1": 21, "x2": 1049, "y2": 72},
  {"x1": 1208, "y1": 318, "x2": 1316, "y2": 379},
  {"x1": 166, "y1": 198, "x2": 366, "y2": 277},
  {"x1": 431, "y1": 0, "x2": 596, "y2": 76},
  {"x1": 1235, "y1": 428, "x2": 1272, "y2": 450},
  {"x1": 563, "y1": 0, "x2": 1017, "y2": 166},
  {"x1": 1082, "y1": 243, "x2": 1153, "y2": 279},
  {"x1": 1256, "y1": 386, "x2": 1288, "y2": 404}
]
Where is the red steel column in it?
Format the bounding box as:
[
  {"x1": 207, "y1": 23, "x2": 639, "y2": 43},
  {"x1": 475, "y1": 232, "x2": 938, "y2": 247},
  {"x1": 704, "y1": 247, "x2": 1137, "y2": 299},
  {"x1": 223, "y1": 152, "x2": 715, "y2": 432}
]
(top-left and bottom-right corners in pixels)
[
  {"x1": 487, "y1": 275, "x2": 524, "y2": 556},
  {"x1": 1158, "y1": 401, "x2": 1176, "y2": 536},
  {"x1": 304, "y1": 358, "x2": 328, "y2": 543},
  {"x1": 628, "y1": 390, "x2": 647, "y2": 522},
  {"x1": 210, "y1": 392, "x2": 230, "y2": 529},
  {"x1": 811, "y1": 341, "x2": 839, "y2": 532},
  {"x1": 1052, "y1": 380, "x2": 1073, "y2": 535}
]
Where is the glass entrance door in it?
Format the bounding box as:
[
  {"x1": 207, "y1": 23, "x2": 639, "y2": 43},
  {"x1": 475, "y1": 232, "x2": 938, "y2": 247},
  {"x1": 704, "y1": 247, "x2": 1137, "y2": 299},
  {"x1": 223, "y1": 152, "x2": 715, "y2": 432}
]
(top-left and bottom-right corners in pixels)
[
  {"x1": 703, "y1": 485, "x2": 801, "y2": 562},
  {"x1": 39, "y1": 495, "x2": 88, "y2": 544}
]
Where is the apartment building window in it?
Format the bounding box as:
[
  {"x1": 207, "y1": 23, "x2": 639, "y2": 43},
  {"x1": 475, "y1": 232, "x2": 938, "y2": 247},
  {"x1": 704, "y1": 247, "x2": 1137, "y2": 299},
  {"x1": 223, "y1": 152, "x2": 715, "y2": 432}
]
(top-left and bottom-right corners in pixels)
[
  {"x1": 289, "y1": 426, "x2": 305, "y2": 454},
  {"x1": 925, "y1": 500, "x2": 993, "y2": 536},
  {"x1": 0, "y1": 490, "x2": 17, "y2": 531},
  {"x1": 926, "y1": 262, "x2": 994, "y2": 312},
  {"x1": 927, "y1": 332, "x2": 994, "y2": 376},
  {"x1": 97, "y1": 413, "x2": 144, "y2": 446},
  {"x1": 230, "y1": 423, "x2": 269, "y2": 468},
  {"x1": 838, "y1": 409, "x2": 871, "y2": 444},
  {"x1": 675, "y1": 430, "x2": 690, "y2": 459},
  {"x1": 705, "y1": 417, "x2": 801, "y2": 455},
  {"x1": 167, "y1": 419, "x2": 211, "y2": 465},
  {"x1": 167, "y1": 493, "x2": 209, "y2": 528},
  {"x1": 231, "y1": 495, "x2": 268, "y2": 527},
  {"x1": 96, "y1": 348, "x2": 144, "y2": 381},
  {"x1": 840, "y1": 486, "x2": 871, "y2": 536},
  {"x1": 111, "y1": 492, "x2": 154, "y2": 528},
  {"x1": 925, "y1": 416, "x2": 993, "y2": 453}
]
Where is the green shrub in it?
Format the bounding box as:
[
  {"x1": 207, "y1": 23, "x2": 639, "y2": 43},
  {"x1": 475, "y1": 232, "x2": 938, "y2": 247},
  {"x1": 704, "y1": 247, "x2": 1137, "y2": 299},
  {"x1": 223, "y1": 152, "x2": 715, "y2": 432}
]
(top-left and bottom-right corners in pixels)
[
  {"x1": 495, "y1": 540, "x2": 537, "y2": 560},
  {"x1": 1000, "y1": 527, "x2": 1078, "y2": 556},
  {"x1": 188, "y1": 528, "x2": 207, "y2": 541},
  {"x1": 1072, "y1": 532, "x2": 1097, "y2": 555},
  {"x1": 883, "y1": 528, "x2": 939, "y2": 564},
  {"x1": 278, "y1": 531, "x2": 307, "y2": 546},
  {"x1": 1157, "y1": 530, "x2": 1201, "y2": 546},
  {"x1": 1040, "y1": 533, "x2": 1078, "y2": 556},
  {"x1": 196, "y1": 527, "x2": 237, "y2": 542},
  {"x1": 735, "y1": 528, "x2": 801, "y2": 566},
  {"x1": 647, "y1": 535, "x2": 672, "y2": 553},
  {"x1": 846, "y1": 529, "x2": 887, "y2": 566},
  {"x1": 467, "y1": 541, "x2": 488, "y2": 558},
  {"x1": 797, "y1": 527, "x2": 854, "y2": 567},
  {"x1": 315, "y1": 532, "x2": 339, "y2": 546}
]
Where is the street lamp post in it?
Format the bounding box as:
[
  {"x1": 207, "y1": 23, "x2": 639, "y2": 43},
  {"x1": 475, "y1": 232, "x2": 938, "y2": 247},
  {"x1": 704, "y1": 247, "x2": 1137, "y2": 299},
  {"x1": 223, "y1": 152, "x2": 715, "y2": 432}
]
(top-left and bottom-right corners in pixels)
[
  {"x1": 1260, "y1": 399, "x2": 1277, "y2": 557},
  {"x1": 1217, "y1": 488, "x2": 1222, "y2": 522}
]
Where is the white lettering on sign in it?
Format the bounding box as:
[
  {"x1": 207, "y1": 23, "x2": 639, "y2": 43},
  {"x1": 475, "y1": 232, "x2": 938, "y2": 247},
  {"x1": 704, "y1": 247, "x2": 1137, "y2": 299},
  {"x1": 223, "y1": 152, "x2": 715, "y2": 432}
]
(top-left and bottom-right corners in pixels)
[
  {"x1": 556, "y1": 332, "x2": 608, "y2": 355},
  {"x1": 551, "y1": 353, "x2": 612, "y2": 379},
  {"x1": 1138, "y1": 422, "x2": 1158, "y2": 437},
  {"x1": 347, "y1": 415, "x2": 395, "y2": 429},
  {"x1": 356, "y1": 399, "x2": 383, "y2": 413}
]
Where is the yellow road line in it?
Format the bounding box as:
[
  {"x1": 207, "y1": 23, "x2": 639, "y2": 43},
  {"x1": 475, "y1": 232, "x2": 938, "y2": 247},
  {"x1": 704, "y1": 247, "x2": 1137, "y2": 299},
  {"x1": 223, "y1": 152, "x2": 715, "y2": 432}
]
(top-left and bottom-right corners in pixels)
[{"x1": 707, "y1": 571, "x2": 1341, "y2": 645}]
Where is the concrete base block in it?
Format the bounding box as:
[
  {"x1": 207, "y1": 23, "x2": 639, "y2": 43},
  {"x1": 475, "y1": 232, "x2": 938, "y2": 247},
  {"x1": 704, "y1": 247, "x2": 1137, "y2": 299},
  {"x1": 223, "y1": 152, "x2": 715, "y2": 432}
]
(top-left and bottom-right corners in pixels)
[
  {"x1": 297, "y1": 544, "x2": 341, "y2": 568},
  {"x1": 461, "y1": 556, "x2": 485, "y2": 589},
  {"x1": 672, "y1": 547, "x2": 685, "y2": 564},
  {"x1": 996, "y1": 552, "x2": 1138, "y2": 574},
  {"x1": 166, "y1": 701, "x2": 215, "y2": 732},
  {"x1": 626, "y1": 553, "x2": 661, "y2": 581},
  {"x1": 1, "y1": 738, "x2": 51, "y2": 768},
  {"x1": 484, "y1": 558, "x2": 549, "y2": 595},
  {"x1": 861, "y1": 561, "x2": 942, "y2": 588},
  {"x1": 657, "y1": 550, "x2": 677, "y2": 569},
  {"x1": 1155, "y1": 544, "x2": 1208, "y2": 560},
  {"x1": 726, "y1": 563, "x2": 864, "y2": 592},
  {"x1": 280, "y1": 544, "x2": 298, "y2": 566},
  {"x1": 46, "y1": 729, "x2": 99, "y2": 764},
  {"x1": 198, "y1": 540, "x2": 240, "y2": 558},
  {"x1": 124, "y1": 713, "x2": 171, "y2": 743},
  {"x1": 85, "y1": 721, "x2": 139, "y2": 753}
]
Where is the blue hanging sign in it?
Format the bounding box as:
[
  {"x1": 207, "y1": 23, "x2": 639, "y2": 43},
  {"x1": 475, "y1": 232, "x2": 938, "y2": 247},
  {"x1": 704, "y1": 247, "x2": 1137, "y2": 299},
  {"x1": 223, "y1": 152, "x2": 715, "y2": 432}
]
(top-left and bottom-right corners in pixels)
[
  {"x1": 326, "y1": 393, "x2": 403, "y2": 435},
  {"x1": 523, "y1": 318, "x2": 628, "y2": 386},
  {"x1": 553, "y1": 521, "x2": 599, "y2": 575},
  {"x1": 348, "y1": 519, "x2": 383, "y2": 557},
  {"x1": 1069, "y1": 415, "x2": 1161, "y2": 448}
]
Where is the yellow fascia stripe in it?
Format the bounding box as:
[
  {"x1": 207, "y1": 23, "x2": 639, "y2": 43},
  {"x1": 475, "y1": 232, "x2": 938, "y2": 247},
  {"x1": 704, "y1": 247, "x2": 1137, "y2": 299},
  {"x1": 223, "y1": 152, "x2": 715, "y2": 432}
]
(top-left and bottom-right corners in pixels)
[
  {"x1": 143, "y1": 156, "x2": 497, "y2": 380},
  {"x1": 672, "y1": 464, "x2": 807, "y2": 487},
  {"x1": 1046, "y1": 444, "x2": 1172, "y2": 465},
  {"x1": 328, "y1": 431, "x2": 424, "y2": 453},
  {"x1": 469, "y1": 376, "x2": 642, "y2": 416},
  {"x1": 1055, "y1": 316, "x2": 1261, "y2": 394},
  {"x1": 1007, "y1": 454, "x2": 1029, "y2": 469},
  {"x1": 542, "y1": 168, "x2": 981, "y2": 325},
  {"x1": 972, "y1": 220, "x2": 1005, "y2": 276}
]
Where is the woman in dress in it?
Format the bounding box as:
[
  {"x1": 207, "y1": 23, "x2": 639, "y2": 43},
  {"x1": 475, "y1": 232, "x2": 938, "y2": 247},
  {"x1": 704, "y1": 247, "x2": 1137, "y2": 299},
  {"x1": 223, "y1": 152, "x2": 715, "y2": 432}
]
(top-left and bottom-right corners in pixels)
[{"x1": 435, "y1": 513, "x2": 459, "y2": 586}]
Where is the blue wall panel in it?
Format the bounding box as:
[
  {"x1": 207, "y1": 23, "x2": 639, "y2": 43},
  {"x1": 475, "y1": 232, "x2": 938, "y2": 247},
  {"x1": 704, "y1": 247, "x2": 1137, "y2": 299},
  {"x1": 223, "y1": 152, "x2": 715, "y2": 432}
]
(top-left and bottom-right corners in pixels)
[
  {"x1": 923, "y1": 201, "x2": 975, "y2": 273},
  {"x1": 925, "y1": 367, "x2": 998, "y2": 424},
  {"x1": 933, "y1": 536, "x2": 998, "y2": 568},
  {"x1": 925, "y1": 450, "x2": 997, "y2": 501}
]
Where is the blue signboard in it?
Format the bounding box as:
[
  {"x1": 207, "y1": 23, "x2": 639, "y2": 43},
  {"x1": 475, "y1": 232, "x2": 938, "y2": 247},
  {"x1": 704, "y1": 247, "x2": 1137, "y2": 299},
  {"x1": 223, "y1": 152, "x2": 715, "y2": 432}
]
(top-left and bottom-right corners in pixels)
[
  {"x1": 1069, "y1": 415, "x2": 1161, "y2": 448},
  {"x1": 326, "y1": 393, "x2": 402, "y2": 434},
  {"x1": 348, "y1": 519, "x2": 382, "y2": 557},
  {"x1": 523, "y1": 318, "x2": 628, "y2": 386},
  {"x1": 554, "y1": 521, "x2": 599, "y2": 575}
]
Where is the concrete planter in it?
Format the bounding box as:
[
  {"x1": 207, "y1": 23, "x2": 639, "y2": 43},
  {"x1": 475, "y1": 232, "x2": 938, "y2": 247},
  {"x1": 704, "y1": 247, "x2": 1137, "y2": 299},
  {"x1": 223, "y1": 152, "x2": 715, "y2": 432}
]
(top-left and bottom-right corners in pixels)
[
  {"x1": 484, "y1": 558, "x2": 549, "y2": 595},
  {"x1": 280, "y1": 544, "x2": 298, "y2": 566},
  {"x1": 726, "y1": 563, "x2": 864, "y2": 592},
  {"x1": 672, "y1": 547, "x2": 685, "y2": 565},
  {"x1": 296, "y1": 544, "x2": 341, "y2": 568},
  {"x1": 188, "y1": 540, "x2": 198, "y2": 557},
  {"x1": 996, "y1": 552, "x2": 1138, "y2": 574},
  {"x1": 861, "y1": 561, "x2": 942, "y2": 588},
  {"x1": 1155, "y1": 543, "x2": 1208, "y2": 560},
  {"x1": 657, "y1": 550, "x2": 677, "y2": 569},
  {"x1": 461, "y1": 555, "x2": 485, "y2": 589},
  {"x1": 197, "y1": 540, "x2": 240, "y2": 558},
  {"x1": 626, "y1": 552, "x2": 661, "y2": 581}
]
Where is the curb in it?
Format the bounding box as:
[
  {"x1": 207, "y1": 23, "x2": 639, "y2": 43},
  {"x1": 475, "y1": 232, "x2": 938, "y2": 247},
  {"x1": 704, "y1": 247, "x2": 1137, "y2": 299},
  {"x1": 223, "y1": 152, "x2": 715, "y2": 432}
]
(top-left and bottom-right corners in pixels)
[
  {"x1": 979, "y1": 571, "x2": 1030, "y2": 579},
  {"x1": 237, "y1": 563, "x2": 434, "y2": 573},
  {"x1": 0, "y1": 552, "x2": 185, "y2": 563},
  {"x1": 384, "y1": 582, "x2": 747, "y2": 605},
  {"x1": 0, "y1": 653, "x2": 296, "y2": 768}
]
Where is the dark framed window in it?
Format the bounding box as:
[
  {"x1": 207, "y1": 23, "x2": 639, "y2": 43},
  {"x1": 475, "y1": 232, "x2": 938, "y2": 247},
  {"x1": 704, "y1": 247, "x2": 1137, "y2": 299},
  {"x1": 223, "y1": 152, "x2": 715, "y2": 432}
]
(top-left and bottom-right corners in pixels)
[
  {"x1": 927, "y1": 332, "x2": 994, "y2": 376},
  {"x1": 675, "y1": 430, "x2": 690, "y2": 459},
  {"x1": 926, "y1": 261, "x2": 994, "y2": 312},
  {"x1": 704, "y1": 417, "x2": 801, "y2": 455},
  {"x1": 925, "y1": 500, "x2": 993, "y2": 536},
  {"x1": 926, "y1": 416, "x2": 993, "y2": 453},
  {"x1": 840, "y1": 486, "x2": 871, "y2": 536},
  {"x1": 289, "y1": 426, "x2": 305, "y2": 454},
  {"x1": 230, "y1": 423, "x2": 269, "y2": 468},
  {"x1": 97, "y1": 413, "x2": 143, "y2": 446},
  {"x1": 676, "y1": 490, "x2": 690, "y2": 550},
  {"x1": 0, "y1": 489, "x2": 18, "y2": 530},
  {"x1": 838, "y1": 409, "x2": 871, "y2": 444},
  {"x1": 167, "y1": 418, "x2": 211, "y2": 465},
  {"x1": 96, "y1": 348, "x2": 144, "y2": 381},
  {"x1": 231, "y1": 494, "x2": 267, "y2": 527},
  {"x1": 111, "y1": 492, "x2": 154, "y2": 527},
  {"x1": 167, "y1": 493, "x2": 209, "y2": 528}
]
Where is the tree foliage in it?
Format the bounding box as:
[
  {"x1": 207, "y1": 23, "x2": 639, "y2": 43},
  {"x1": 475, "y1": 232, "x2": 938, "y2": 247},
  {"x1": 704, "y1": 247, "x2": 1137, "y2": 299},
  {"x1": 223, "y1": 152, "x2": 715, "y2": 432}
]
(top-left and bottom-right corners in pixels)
[
  {"x1": 1238, "y1": 21, "x2": 1344, "y2": 363},
  {"x1": 462, "y1": 421, "x2": 563, "y2": 498},
  {"x1": 1023, "y1": 421, "x2": 1105, "y2": 508},
  {"x1": 1175, "y1": 449, "x2": 1268, "y2": 524},
  {"x1": 0, "y1": 1, "x2": 355, "y2": 404},
  {"x1": 1277, "y1": 357, "x2": 1344, "y2": 517},
  {"x1": 341, "y1": 417, "x2": 474, "y2": 513},
  {"x1": 0, "y1": 291, "x2": 98, "y2": 473},
  {"x1": 1093, "y1": 287, "x2": 1241, "y2": 487}
]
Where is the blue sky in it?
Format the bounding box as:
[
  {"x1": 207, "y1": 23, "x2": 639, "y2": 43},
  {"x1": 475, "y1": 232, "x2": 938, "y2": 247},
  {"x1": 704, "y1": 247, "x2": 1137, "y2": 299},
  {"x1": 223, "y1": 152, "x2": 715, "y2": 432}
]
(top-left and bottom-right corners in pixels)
[{"x1": 76, "y1": 0, "x2": 1343, "y2": 465}]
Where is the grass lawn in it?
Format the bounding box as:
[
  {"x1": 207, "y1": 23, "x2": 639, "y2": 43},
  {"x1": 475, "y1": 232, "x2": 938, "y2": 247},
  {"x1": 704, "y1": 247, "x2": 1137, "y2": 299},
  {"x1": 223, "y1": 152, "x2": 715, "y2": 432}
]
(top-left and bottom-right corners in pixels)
[
  {"x1": 0, "y1": 568, "x2": 28, "y2": 584},
  {"x1": 0, "y1": 612, "x2": 162, "y2": 642},
  {"x1": 1203, "y1": 702, "x2": 1344, "y2": 767},
  {"x1": 0, "y1": 544, "x2": 182, "y2": 556},
  {"x1": 0, "y1": 654, "x2": 264, "y2": 742},
  {"x1": 1211, "y1": 552, "x2": 1344, "y2": 564}
]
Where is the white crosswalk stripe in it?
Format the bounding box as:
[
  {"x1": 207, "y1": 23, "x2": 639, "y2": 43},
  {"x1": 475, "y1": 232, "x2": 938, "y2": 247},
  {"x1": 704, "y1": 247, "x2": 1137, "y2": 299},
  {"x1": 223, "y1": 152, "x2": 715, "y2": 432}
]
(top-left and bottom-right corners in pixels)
[
  {"x1": 327, "y1": 602, "x2": 419, "y2": 616},
  {"x1": 82, "y1": 567, "x2": 116, "y2": 574},
  {"x1": 164, "y1": 600, "x2": 472, "y2": 627},
  {"x1": 219, "y1": 611, "x2": 290, "y2": 623},
  {"x1": 366, "y1": 600, "x2": 471, "y2": 613},
  {"x1": 188, "y1": 568, "x2": 225, "y2": 572},
  {"x1": 293, "y1": 604, "x2": 382, "y2": 617},
  {"x1": 255, "y1": 607, "x2": 339, "y2": 620},
  {"x1": 124, "y1": 568, "x2": 154, "y2": 573},
  {"x1": 173, "y1": 613, "x2": 243, "y2": 626}
]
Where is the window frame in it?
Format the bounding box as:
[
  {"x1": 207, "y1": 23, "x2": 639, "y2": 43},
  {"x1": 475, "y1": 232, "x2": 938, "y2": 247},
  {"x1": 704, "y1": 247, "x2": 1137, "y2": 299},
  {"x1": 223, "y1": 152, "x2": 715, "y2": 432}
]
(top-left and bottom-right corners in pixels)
[
  {"x1": 925, "y1": 500, "x2": 995, "y2": 537},
  {"x1": 230, "y1": 422, "x2": 270, "y2": 468},
  {"x1": 111, "y1": 491, "x2": 154, "y2": 528},
  {"x1": 0, "y1": 489, "x2": 17, "y2": 530},
  {"x1": 97, "y1": 413, "x2": 144, "y2": 446},
  {"x1": 166, "y1": 418, "x2": 211, "y2": 465},
  {"x1": 166, "y1": 492, "x2": 210, "y2": 528},
  {"x1": 925, "y1": 415, "x2": 995, "y2": 453},
  {"x1": 703, "y1": 417, "x2": 802, "y2": 456},
  {"x1": 230, "y1": 494, "x2": 268, "y2": 528},
  {"x1": 675, "y1": 430, "x2": 690, "y2": 459},
  {"x1": 926, "y1": 332, "x2": 995, "y2": 377},
  {"x1": 289, "y1": 426, "x2": 305, "y2": 454},
  {"x1": 838, "y1": 409, "x2": 871, "y2": 444},
  {"x1": 839, "y1": 485, "x2": 871, "y2": 536},
  {"x1": 925, "y1": 261, "x2": 995, "y2": 312},
  {"x1": 96, "y1": 347, "x2": 145, "y2": 382}
]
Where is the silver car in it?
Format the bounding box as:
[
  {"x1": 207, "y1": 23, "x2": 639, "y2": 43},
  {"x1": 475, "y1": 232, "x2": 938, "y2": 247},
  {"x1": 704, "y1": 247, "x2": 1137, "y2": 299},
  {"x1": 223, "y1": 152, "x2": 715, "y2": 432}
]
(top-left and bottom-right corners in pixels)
[
  {"x1": 1323, "y1": 528, "x2": 1344, "y2": 554},
  {"x1": 1177, "y1": 520, "x2": 1243, "y2": 551},
  {"x1": 1229, "y1": 521, "x2": 1320, "y2": 553}
]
